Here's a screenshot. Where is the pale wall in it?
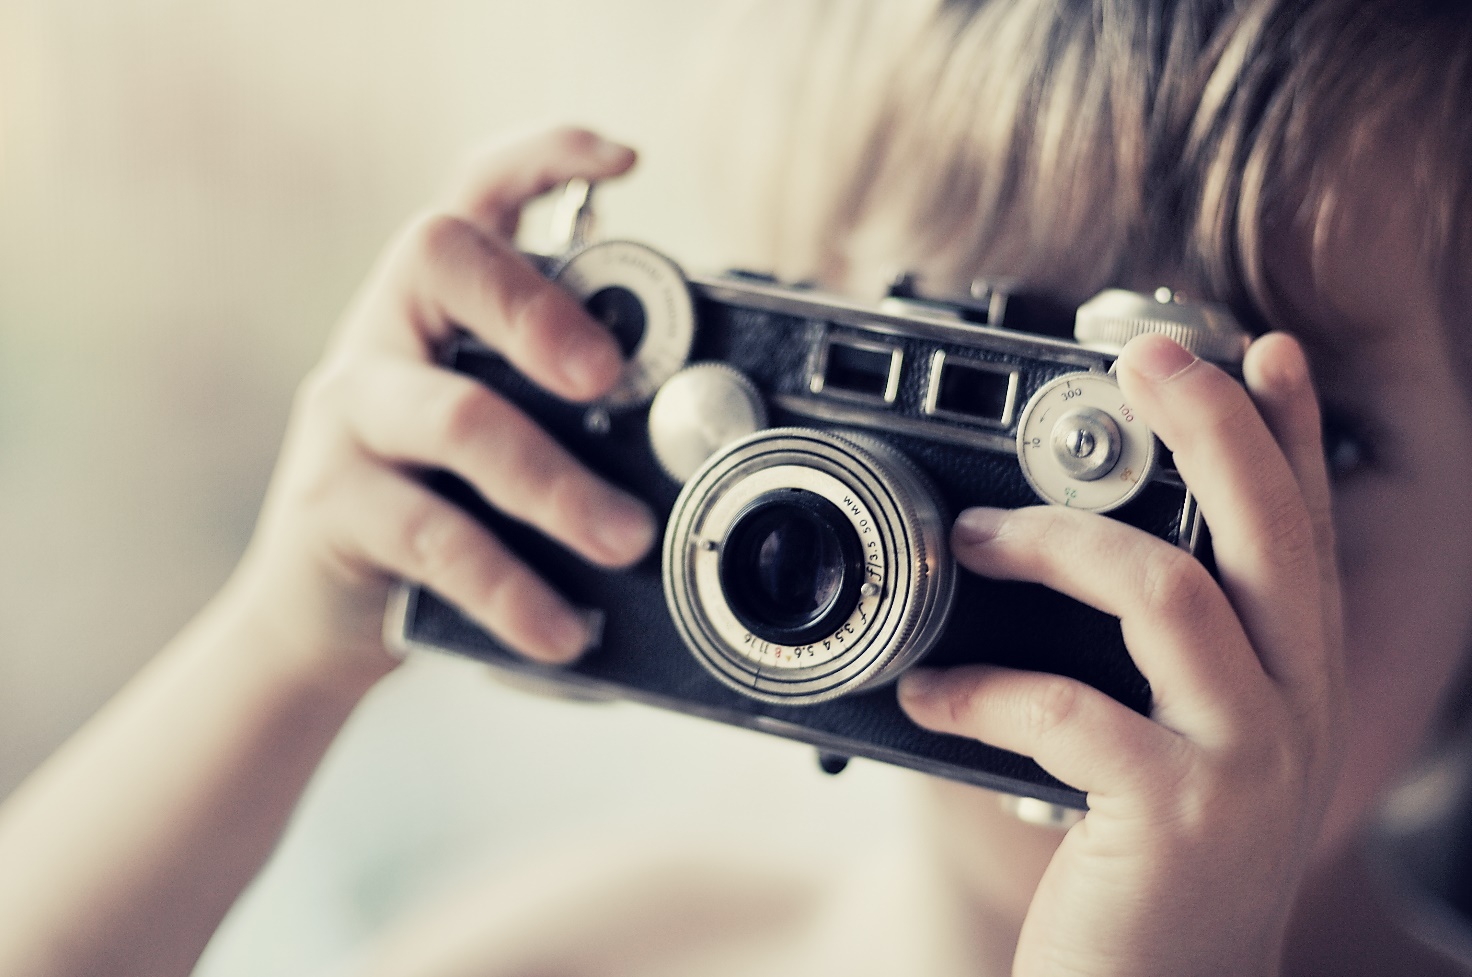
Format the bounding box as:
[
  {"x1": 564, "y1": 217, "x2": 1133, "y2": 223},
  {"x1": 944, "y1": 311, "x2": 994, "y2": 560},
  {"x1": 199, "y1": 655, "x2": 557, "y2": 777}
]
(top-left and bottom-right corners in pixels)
[{"x1": 0, "y1": 4, "x2": 915, "y2": 975}]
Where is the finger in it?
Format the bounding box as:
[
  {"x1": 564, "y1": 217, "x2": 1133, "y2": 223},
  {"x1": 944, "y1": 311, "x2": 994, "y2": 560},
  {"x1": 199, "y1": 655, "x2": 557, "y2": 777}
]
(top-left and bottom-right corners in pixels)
[
  {"x1": 1242, "y1": 335, "x2": 1330, "y2": 543},
  {"x1": 371, "y1": 213, "x2": 623, "y2": 401},
  {"x1": 332, "y1": 354, "x2": 656, "y2": 568},
  {"x1": 1114, "y1": 335, "x2": 1326, "y2": 695},
  {"x1": 447, "y1": 127, "x2": 637, "y2": 240},
  {"x1": 951, "y1": 506, "x2": 1271, "y2": 739},
  {"x1": 1242, "y1": 333, "x2": 1344, "y2": 723},
  {"x1": 1241, "y1": 336, "x2": 1340, "y2": 617},
  {"x1": 897, "y1": 664, "x2": 1182, "y2": 796},
  {"x1": 331, "y1": 463, "x2": 595, "y2": 663}
]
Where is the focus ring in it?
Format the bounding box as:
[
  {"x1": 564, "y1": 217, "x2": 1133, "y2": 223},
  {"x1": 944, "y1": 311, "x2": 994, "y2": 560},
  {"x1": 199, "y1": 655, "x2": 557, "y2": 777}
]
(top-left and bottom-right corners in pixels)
[{"x1": 662, "y1": 427, "x2": 955, "y2": 705}]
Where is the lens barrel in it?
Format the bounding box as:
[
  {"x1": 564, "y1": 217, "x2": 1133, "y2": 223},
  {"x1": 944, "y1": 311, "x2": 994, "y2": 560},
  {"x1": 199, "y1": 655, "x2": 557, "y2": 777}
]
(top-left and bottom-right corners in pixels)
[{"x1": 663, "y1": 428, "x2": 954, "y2": 704}]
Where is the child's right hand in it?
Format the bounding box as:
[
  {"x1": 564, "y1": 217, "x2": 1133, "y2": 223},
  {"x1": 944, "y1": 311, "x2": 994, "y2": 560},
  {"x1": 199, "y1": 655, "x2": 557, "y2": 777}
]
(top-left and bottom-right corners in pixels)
[
  {"x1": 898, "y1": 333, "x2": 1344, "y2": 977},
  {"x1": 220, "y1": 127, "x2": 657, "y2": 687}
]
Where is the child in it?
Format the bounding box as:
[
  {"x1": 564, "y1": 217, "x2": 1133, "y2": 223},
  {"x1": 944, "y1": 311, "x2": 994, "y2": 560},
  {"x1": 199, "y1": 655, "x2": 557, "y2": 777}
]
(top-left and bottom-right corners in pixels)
[{"x1": 2, "y1": 0, "x2": 1470, "y2": 974}]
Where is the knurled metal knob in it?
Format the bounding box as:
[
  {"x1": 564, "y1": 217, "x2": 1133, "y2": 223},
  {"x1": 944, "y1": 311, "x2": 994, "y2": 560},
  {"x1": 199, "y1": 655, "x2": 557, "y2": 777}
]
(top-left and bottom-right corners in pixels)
[
  {"x1": 1074, "y1": 288, "x2": 1250, "y2": 365},
  {"x1": 647, "y1": 363, "x2": 767, "y2": 483}
]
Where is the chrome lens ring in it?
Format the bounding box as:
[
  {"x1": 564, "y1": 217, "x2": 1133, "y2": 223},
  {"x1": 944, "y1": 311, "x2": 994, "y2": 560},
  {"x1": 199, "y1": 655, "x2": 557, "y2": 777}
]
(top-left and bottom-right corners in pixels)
[{"x1": 663, "y1": 428, "x2": 954, "y2": 704}]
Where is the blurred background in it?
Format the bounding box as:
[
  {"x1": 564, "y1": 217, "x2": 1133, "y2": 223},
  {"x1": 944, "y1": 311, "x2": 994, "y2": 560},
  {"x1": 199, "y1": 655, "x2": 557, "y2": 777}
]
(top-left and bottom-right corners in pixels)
[{"x1": 0, "y1": 1, "x2": 914, "y2": 973}]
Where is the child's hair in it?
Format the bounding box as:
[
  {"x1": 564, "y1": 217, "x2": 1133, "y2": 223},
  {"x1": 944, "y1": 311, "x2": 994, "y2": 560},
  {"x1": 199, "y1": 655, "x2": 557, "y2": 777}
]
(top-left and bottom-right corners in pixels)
[{"x1": 702, "y1": 0, "x2": 1472, "y2": 348}]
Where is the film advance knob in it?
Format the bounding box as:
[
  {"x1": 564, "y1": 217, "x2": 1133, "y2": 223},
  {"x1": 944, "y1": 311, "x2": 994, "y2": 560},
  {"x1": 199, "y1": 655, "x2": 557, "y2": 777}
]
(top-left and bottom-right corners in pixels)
[
  {"x1": 1073, "y1": 287, "x2": 1250, "y2": 365},
  {"x1": 647, "y1": 363, "x2": 767, "y2": 483},
  {"x1": 1016, "y1": 372, "x2": 1156, "y2": 512}
]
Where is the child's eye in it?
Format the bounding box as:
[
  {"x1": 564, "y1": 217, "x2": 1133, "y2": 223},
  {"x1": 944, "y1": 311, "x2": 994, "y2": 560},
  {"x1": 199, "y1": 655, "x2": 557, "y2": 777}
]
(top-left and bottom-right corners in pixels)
[{"x1": 1320, "y1": 408, "x2": 1375, "y2": 483}]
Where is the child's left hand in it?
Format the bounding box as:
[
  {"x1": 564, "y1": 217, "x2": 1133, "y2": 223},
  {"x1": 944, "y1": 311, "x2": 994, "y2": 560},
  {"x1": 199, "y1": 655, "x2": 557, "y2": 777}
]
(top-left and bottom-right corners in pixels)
[{"x1": 898, "y1": 332, "x2": 1344, "y2": 977}]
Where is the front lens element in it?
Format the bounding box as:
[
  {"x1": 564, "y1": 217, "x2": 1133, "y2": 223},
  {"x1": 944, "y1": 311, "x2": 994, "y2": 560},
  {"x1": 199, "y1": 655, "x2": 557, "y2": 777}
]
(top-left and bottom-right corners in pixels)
[{"x1": 719, "y1": 490, "x2": 862, "y2": 644}]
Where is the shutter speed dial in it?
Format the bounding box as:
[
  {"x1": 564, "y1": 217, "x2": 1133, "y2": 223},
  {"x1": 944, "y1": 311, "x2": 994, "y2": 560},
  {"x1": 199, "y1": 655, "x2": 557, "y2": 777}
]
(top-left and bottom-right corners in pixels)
[
  {"x1": 1016, "y1": 372, "x2": 1156, "y2": 512},
  {"x1": 1050, "y1": 406, "x2": 1122, "y2": 481}
]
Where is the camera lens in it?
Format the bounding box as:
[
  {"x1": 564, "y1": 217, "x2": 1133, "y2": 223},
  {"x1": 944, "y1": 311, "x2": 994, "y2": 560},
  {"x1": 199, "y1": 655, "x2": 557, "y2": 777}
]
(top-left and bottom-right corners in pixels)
[
  {"x1": 719, "y1": 490, "x2": 863, "y2": 645},
  {"x1": 663, "y1": 428, "x2": 955, "y2": 705},
  {"x1": 585, "y1": 285, "x2": 646, "y2": 357}
]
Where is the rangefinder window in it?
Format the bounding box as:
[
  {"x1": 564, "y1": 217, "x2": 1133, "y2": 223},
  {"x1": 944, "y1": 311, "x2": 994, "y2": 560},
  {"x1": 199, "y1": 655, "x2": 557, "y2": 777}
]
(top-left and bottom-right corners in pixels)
[
  {"x1": 810, "y1": 334, "x2": 902, "y2": 404},
  {"x1": 924, "y1": 351, "x2": 1019, "y2": 427}
]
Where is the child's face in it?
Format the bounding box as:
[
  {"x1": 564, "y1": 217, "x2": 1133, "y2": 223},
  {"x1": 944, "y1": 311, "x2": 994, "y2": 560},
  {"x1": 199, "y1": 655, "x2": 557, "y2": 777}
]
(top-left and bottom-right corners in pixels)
[
  {"x1": 923, "y1": 140, "x2": 1472, "y2": 881},
  {"x1": 1279, "y1": 146, "x2": 1472, "y2": 849}
]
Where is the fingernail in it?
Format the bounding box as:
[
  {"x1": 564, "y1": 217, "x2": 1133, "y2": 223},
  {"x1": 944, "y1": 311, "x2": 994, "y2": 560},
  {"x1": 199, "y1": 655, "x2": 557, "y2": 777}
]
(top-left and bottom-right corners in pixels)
[
  {"x1": 1258, "y1": 333, "x2": 1309, "y2": 390},
  {"x1": 594, "y1": 494, "x2": 657, "y2": 562},
  {"x1": 953, "y1": 507, "x2": 1005, "y2": 546},
  {"x1": 897, "y1": 668, "x2": 944, "y2": 704},
  {"x1": 597, "y1": 139, "x2": 636, "y2": 164},
  {"x1": 1128, "y1": 334, "x2": 1197, "y2": 381},
  {"x1": 581, "y1": 608, "x2": 606, "y2": 650},
  {"x1": 544, "y1": 605, "x2": 596, "y2": 662}
]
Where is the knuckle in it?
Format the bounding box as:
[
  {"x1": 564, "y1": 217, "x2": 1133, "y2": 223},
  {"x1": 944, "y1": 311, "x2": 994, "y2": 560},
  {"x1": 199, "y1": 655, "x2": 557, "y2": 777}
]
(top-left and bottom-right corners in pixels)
[
  {"x1": 398, "y1": 495, "x2": 450, "y2": 575},
  {"x1": 1198, "y1": 381, "x2": 1258, "y2": 445},
  {"x1": 281, "y1": 366, "x2": 358, "y2": 476},
  {"x1": 538, "y1": 464, "x2": 592, "y2": 529},
  {"x1": 940, "y1": 683, "x2": 981, "y2": 729},
  {"x1": 521, "y1": 454, "x2": 588, "y2": 533},
  {"x1": 1020, "y1": 507, "x2": 1072, "y2": 554},
  {"x1": 1218, "y1": 733, "x2": 1305, "y2": 819},
  {"x1": 1172, "y1": 371, "x2": 1257, "y2": 453},
  {"x1": 294, "y1": 359, "x2": 344, "y2": 410},
  {"x1": 428, "y1": 379, "x2": 499, "y2": 453},
  {"x1": 488, "y1": 418, "x2": 581, "y2": 524},
  {"x1": 263, "y1": 366, "x2": 364, "y2": 514},
  {"x1": 403, "y1": 210, "x2": 471, "y2": 268},
  {"x1": 507, "y1": 278, "x2": 564, "y2": 342},
  {"x1": 404, "y1": 210, "x2": 538, "y2": 342},
  {"x1": 1156, "y1": 772, "x2": 1217, "y2": 839},
  {"x1": 398, "y1": 498, "x2": 490, "y2": 596},
  {"x1": 1256, "y1": 494, "x2": 1316, "y2": 565},
  {"x1": 1138, "y1": 547, "x2": 1215, "y2": 620},
  {"x1": 1022, "y1": 679, "x2": 1082, "y2": 739},
  {"x1": 464, "y1": 555, "x2": 518, "y2": 620}
]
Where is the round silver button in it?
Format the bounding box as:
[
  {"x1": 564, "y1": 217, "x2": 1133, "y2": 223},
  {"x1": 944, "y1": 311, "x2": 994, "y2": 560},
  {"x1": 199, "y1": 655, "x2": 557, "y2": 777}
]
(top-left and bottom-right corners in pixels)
[
  {"x1": 648, "y1": 363, "x2": 767, "y2": 483},
  {"x1": 1049, "y1": 407, "x2": 1122, "y2": 481}
]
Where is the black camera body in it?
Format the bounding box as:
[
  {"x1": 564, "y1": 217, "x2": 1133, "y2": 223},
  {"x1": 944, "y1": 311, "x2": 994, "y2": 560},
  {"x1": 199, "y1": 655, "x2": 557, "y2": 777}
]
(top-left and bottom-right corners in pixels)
[{"x1": 391, "y1": 236, "x2": 1245, "y2": 809}]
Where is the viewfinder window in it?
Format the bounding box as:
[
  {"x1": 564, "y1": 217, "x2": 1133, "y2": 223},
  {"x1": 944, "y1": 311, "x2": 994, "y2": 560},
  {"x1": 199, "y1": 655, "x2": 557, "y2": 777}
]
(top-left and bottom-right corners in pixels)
[
  {"x1": 812, "y1": 336, "x2": 902, "y2": 403},
  {"x1": 925, "y1": 352, "x2": 1019, "y2": 426}
]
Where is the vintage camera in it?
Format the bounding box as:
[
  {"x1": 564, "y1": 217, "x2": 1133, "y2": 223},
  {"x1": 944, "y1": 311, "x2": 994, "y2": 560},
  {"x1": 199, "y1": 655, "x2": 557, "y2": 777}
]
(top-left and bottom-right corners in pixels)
[{"x1": 390, "y1": 186, "x2": 1249, "y2": 809}]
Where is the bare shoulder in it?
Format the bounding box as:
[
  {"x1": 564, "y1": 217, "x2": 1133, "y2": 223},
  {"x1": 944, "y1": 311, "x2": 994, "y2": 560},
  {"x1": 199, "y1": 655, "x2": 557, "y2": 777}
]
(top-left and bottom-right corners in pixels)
[{"x1": 1284, "y1": 847, "x2": 1472, "y2": 977}]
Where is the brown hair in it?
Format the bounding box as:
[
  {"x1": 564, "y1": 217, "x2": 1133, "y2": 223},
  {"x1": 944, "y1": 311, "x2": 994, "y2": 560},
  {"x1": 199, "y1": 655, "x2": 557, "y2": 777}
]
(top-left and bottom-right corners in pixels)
[{"x1": 700, "y1": 0, "x2": 1472, "y2": 346}]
